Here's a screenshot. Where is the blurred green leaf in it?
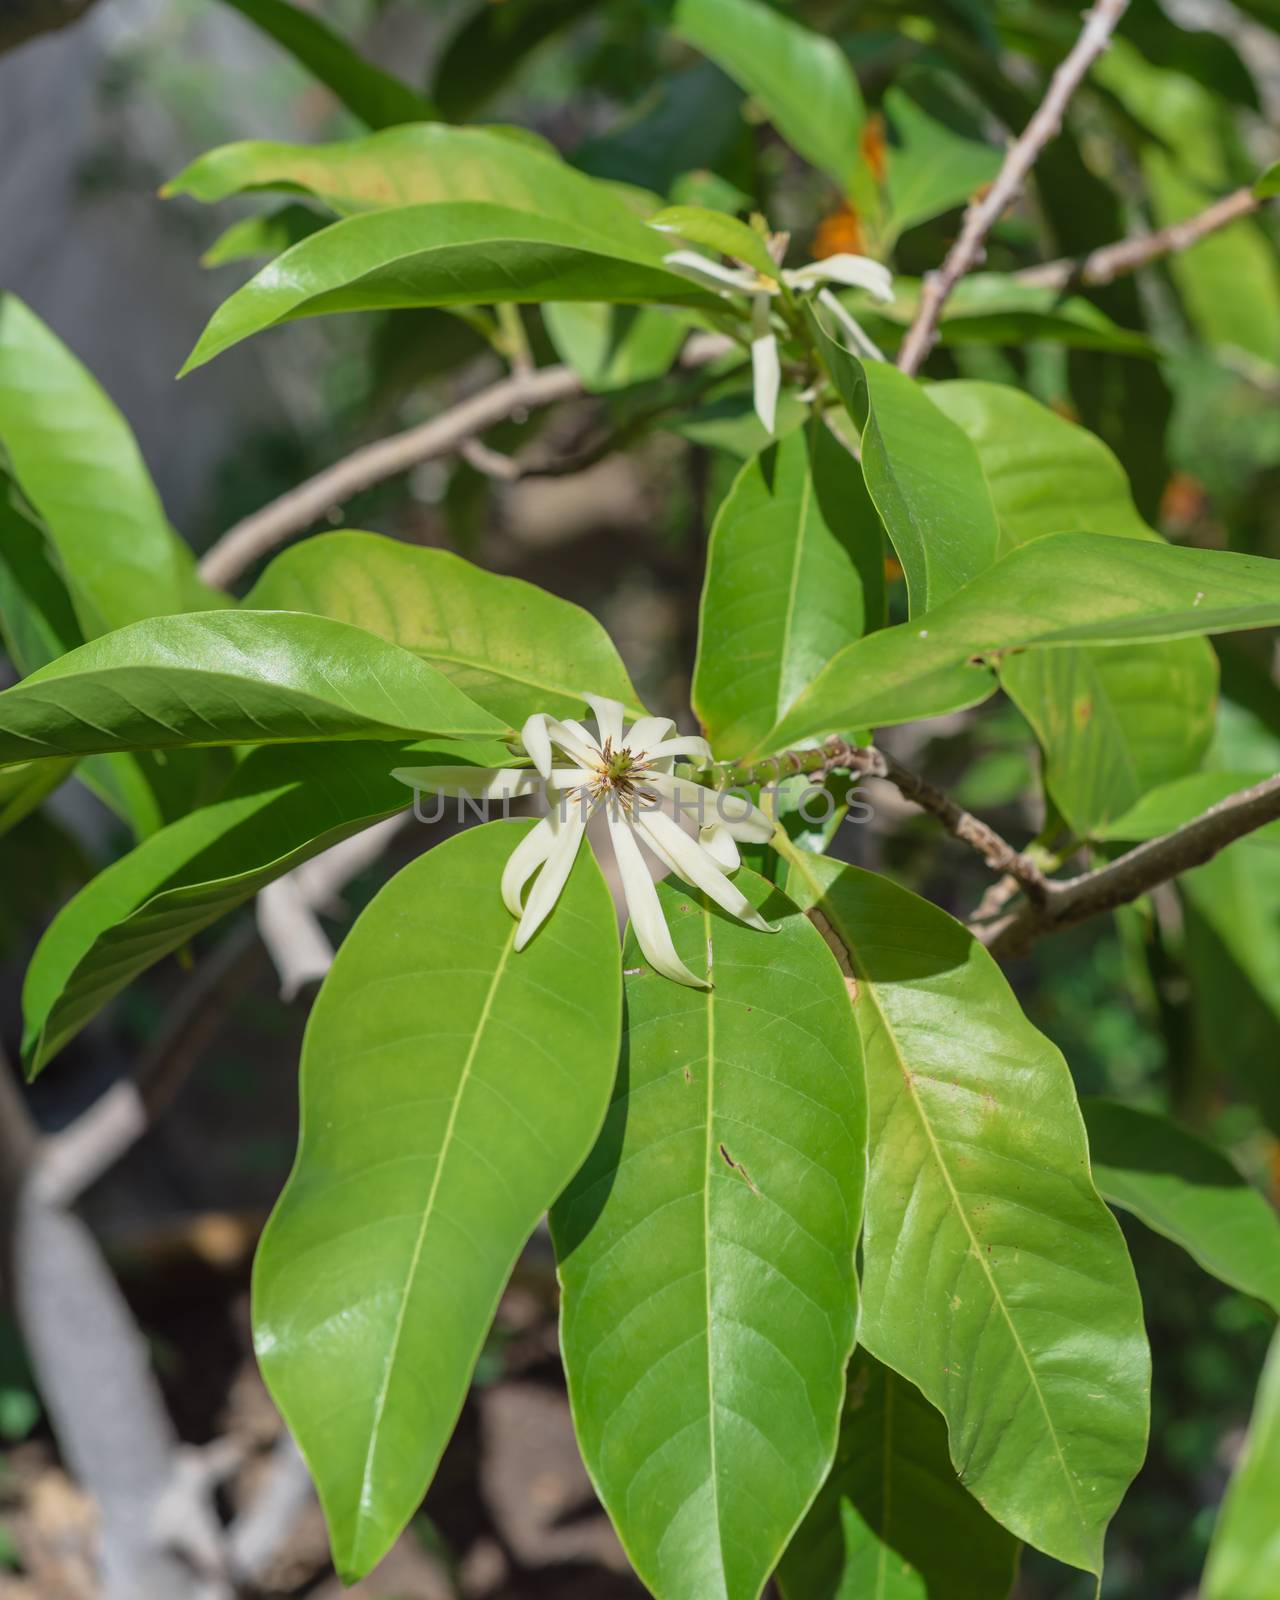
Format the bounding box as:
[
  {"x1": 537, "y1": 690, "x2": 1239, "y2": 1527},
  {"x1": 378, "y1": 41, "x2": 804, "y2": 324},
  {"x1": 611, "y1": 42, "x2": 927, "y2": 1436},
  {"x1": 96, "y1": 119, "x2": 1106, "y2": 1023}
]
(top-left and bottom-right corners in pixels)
[
  {"x1": 1096, "y1": 770, "x2": 1279, "y2": 844},
  {"x1": 254, "y1": 822, "x2": 622, "y2": 1580},
  {"x1": 202, "y1": 202, "x2": 327, "y2": 266},
  {"x1": 650, "y1": 204, "x2": 777, "y2": 278},
  {"x1": 543, "y1": 301, "x2": 689, "y2": 392},
  {"x1": 216, "y1": 0, "x2": 435, "y2": 128},
  {"x1": 882, "y1": 86, "x2": 1001, "y2": 241},
  {"x1": 1202, "y1": 1327, "x2": 1280, "y2": 1598},
  {"x1": 1255, "y1": 162, "x2": 1280, "y2": 199},
  {"x1": 432, "y1": 0, "x2": 605, "y2": 121}
]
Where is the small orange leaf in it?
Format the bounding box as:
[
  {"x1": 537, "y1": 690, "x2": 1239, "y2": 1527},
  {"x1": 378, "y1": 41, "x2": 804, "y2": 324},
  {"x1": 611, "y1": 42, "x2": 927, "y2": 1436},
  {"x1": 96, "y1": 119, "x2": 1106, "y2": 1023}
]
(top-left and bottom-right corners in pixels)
[
  {"x1": 813, "y1": 202, "x2": 866, "y2": 259},
  {"x1": 860, "y1": 114, "x2": 887, "y2": 184}
]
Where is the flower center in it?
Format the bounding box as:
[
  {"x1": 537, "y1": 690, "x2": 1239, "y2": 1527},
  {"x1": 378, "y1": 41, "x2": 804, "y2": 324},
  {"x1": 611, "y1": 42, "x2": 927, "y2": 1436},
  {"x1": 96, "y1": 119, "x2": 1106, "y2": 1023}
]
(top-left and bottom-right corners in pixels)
[{"x1": 590, "y1": 739, "x2": 653, "y2": 810}]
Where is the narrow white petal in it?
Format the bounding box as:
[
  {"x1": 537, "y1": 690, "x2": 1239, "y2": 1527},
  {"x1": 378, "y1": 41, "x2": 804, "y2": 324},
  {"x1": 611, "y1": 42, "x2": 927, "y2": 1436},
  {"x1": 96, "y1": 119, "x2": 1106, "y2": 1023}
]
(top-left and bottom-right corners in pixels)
[
  {"x1": 391, "y1": 765, "x2": 539, "y2": 800},
  {"x1": 606, "y1": 809, "x2": 708, "y2": 988},
  {"x1": 635, "y1": 808, "x2": 776, "y2": 933},
  {"x1": 816, "y1": 288, "x2": 885, "y2": 362},
  {"x1": 751, "y1": 294, "x2": 780, "y2": 435},
  {"x1": 521, "y1": 713, "x2": 553, "y2": 778},
  {"x1": 699, "y1": 823, "x2": 740, "y2": 872},
  {"x1": 621, "y1": 715, "x2": 676, "y2": 759},
  {"x1": 645, "y1": 771, "x2": 773, "y2": 842},
  {"x1": 661, "y1": 250, "x2": 763, "y2": 294},
  {"x1": 545, "y1": 718, "x2": 601, "y2": 769},
  {"x1": 501, "y1": 815, "x2": 557, "y2": 916},
  {"x1": 785, "y1": 254, "x2": 894, "y2": 301},
  {"x1": 514, "y1": 807, "x2": 588, "y2": 950},
  {"x1": 647, "y1": 735, "x2": 714, "y2": 765},
  {"x1": 547, "y1": 768, "x2": 592, "y2": 791},
  {"x1": 584, "y1": 694, "x2": 625, "y2": 750}
]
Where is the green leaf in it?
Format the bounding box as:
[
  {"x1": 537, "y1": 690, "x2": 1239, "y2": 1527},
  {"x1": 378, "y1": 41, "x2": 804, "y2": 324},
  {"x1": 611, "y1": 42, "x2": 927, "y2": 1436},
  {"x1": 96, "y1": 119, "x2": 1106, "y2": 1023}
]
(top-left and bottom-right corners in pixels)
[
  {"x1": 432, "y1": 0, "x2": 604, "y2": 120},
  {"x1": 812, "y1": 329, "x2": 1000, "y2": 614},
  {"x1": 777, "y1": 1351, "x2": 1020, "y2": 1600},
  {"x1": 164, "y1": 124, "x2": 637, "y2": 229},
  {"x1": 783, "y1": 857, "x2": 1149, "y2": 1575},
  {"x1": 0, "y1": 480, "x2": 83, "y2": 674},
  {"x1": 254, "y1": 820, "x2": 622, "y2": 1580},
  {"x1": 899, "y1": 279, "x2": 1156, "y2": 358},
  {"x1": 692, "y1": 424, "x2": 884, "y2": 758},
  {"x1": 0, "y1": 610, "x2": 509, "y2": 769},
  {"x1": 1000, "y1": 639, "x2": 1218, "y2": 837},
  {"x1": 765, "y1": 534, "x2": 1280, "y2": 757},
  {"x1": 215, "y1": 0, "x2": 435, "y2": 129},
  {"x1": 552, "y1": 868, "x2": 865, "y2": 1600},
  {"x1": 650, "y1": 205, "x2": 777, "y2": 279},
  {"x1": 20, "y1": 739, "x2": 503, "y2": 1074},
  {"x1": 202, "y1": 203, "x2": 327, "y2": 267},
  {"x1": 925, "y1": 380, "x2": 1157, "y2": 553},
  {"x1": 673, "y1": 0, "x2": 868, "y2": 198},
  {"x1": 0, "y1": 758, "x2": 75, "y2": 839},
  {"x1": 1202, "y1": 1327, "x2": 1280, "y2": 1599},
  {"x1": 0, "y1": 295, "x2": 222, "y2": 636},
  {"x1": 1255, "y1": 160, "x2": 1280, "y2": 198},
  {"x1": 1081, "y1": 1100, "x2": 1280, "y2": 1314},
  {"x1": 245, "y1": 531, "x2": 643, "y2": 726},
  {"x1": 181, "y1": 202, "x2": 713, "y2": 373},
  {"x1": 882, "y1": 87, "x2": 1001, "y2": 242},
  {"x1": 1095, "y1": 770, "x2": 1280, "y2": 843},
  {"x1": 542, "y1": 302, "x2": 689, "y2": 393}
]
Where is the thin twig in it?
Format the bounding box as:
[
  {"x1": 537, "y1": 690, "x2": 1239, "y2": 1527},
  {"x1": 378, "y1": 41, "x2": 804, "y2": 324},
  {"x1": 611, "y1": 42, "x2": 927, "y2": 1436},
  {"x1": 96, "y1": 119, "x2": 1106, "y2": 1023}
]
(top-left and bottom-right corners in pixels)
[
  {"x1": 896, "y1": 0, "x2": 1131, "y2": 376},
  {"x1": 1016, "y1": 185, "x2": 1265, "y2": 291},
  {"x1": 198, "y1": 332, "x2": 733, "y2": 588},
  {"x1": 979, "y1": 773, "x2": 1280, "y2": 957}
]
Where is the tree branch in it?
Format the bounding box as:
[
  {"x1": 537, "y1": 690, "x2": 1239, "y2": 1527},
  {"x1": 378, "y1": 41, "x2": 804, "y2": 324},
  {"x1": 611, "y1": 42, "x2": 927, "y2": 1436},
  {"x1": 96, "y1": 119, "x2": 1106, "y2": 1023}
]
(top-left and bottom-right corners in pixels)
[
  {"x1": 1016, "y1": 185, "x2": 1266, "y2": 292},
  {"x1": 979, "y1": 772, "x2": 1280, "y2": 957},
  {"x1": 896, "y1": 0, "x2": 1130, "y2": 376},
  {"x1": 0, "y1": 0, "x2": 98, "y2": 54},
  {"x1": 198, "y1": 331, "x2": 734, "y2": 589}
]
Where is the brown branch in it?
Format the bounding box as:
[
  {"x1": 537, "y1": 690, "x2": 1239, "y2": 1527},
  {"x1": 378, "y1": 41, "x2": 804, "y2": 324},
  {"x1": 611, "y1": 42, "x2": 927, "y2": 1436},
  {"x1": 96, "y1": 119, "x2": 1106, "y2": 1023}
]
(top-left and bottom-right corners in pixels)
[
  {"x1": 896, "y1": 0, "x2": 1131, "y2": 376},
  {"x1": 0, "y1": 0, "x2": 98, "y2": 54},
  {"x1": 1016, "y1": 185, "x2": 1265, "y2": 292},
  {"x1": 980, "y1": 772, "x2": 1280, "y2": 957},
  {"x1": 198, "y1": 331, "x2": 734, "y2": 588}
]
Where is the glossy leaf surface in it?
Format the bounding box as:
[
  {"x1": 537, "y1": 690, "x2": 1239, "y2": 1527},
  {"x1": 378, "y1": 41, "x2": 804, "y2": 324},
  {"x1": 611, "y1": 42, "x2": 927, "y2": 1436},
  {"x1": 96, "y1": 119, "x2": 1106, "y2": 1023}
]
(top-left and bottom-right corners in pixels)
[
  {"x1": 693, "y1": 425, "x2": 883, "y2": 757},
  {"x1": 254, "y1": 822, "x2": 622, "y2": 1579},
  {"x1": 766, "y1": 534, "x2": 1280, "y2": 755},
  {"x1": 1082, "y1": 1100, "x2": 1280, "y2": 1314},
  {"x1": 0, "y1": 295, "x2": 219, "y2": 635},
  {"x1": 246, "y1": 531, "x2": 643, "y2": 724},
  {"x1": 182, "y1": 203, "x2": 711, "y2": 372},
  {"x1": 784, "y1": 857, "x2": 1149, "y2": 1574},
  {"x1": 777, "y1": 1351, "x2": 1020, "y2": 1600},
  {"x1": 0, "y1": 611, "x2": 508, "y2": 768},
  {"x1": 553, "y1": 869, "x2": 866, "y2": 1600}
]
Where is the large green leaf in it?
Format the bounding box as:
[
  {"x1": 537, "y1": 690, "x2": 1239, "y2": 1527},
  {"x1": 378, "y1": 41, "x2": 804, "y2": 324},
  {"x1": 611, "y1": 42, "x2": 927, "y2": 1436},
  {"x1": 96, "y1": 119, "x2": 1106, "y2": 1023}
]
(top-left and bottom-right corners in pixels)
[
  {"x1": 21, "y1": 738, "x2": 503, "y2": 1075},
  {"x1": 1095, "y1": 770, "x2": 1280, "y2": 844},
  {"x1": 245, "y1": 531, "x2": 643, "y2": 725},
  {"x1": 165, "y1": 123, "x2": 639, "y2": 231},
  {"x1": 1000, "y1": 640, "x2": 1218, "y2": 837},
  {"x1": 1202, "y1": 1327, "x2": 1280, "y2": 1599},
  {"x1": 925, "y1": 381, "x2": 1156, "y2": 553},
  {"x1": 764, "y1": 534, "x2": 1280, "y2": 757},
  {"x1": 216, "y1": 0, "x2": 434, "y2": 128},
  {"x1": 552, "y1": 869, "x2": 865, "y2": 1600},
  {"x1": 882, "y1": 88, "x2": 1001, "y2": 242},
  {"x1": 181, "y1": 202, "x2": 713, "y2": 373},
  {"x1": 777, "y1": 1352, "x2": 1020, "y2": 1600},
  {"x1": 784, "y1": 858, "x2": 1150, "y2": 1575},
  {"x1": 673, "y1": 0, "x2": 867, "y2": 199},
  {"x1": 1081, "y1": 1100, "x2": 1280, "y2": 1314},
  {"x1": 0, "y1": 610, "x2": 508, "y2": 769},
  {"x1": 0, "y1": 295, "x2": 220, "y2": 636},
  {"x1": 692, "y1": 424, "x2": 883, "y2": 758},
  {"x1": 814, "y1": 330, "x2": 1000, "y2": 615},
  {"x1": 862, "y1": 281, "x2": 1156, "y2": 360},
  {"x1": 254, "y1": 821, "x2": 622, "y2": 1580}
]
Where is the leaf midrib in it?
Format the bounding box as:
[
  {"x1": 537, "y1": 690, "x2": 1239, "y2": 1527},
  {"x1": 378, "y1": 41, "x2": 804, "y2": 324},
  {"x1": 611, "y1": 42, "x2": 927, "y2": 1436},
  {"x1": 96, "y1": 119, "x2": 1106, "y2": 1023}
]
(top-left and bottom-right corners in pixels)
[{"x1": 353, "y1": 922, "x2": 518, "y2": 1551}]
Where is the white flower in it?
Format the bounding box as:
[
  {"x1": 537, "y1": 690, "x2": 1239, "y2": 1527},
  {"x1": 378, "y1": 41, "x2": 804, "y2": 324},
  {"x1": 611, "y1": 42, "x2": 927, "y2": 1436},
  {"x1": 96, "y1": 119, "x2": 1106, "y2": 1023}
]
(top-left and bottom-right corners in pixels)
[
  {"x1": 661, "y1": 248, "x2": 894, "y2": 433},
  {"x1": 393, "y1": 694, "x2": 776, "y2": 988}
]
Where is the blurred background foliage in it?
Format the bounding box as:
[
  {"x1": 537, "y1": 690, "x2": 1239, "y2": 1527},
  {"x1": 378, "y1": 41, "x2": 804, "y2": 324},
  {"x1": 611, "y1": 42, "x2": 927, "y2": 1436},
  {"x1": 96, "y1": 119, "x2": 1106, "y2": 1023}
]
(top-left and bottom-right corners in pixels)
[{"x1": 0, "y1": 0, "x2": 1277, "y2": 1594}]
